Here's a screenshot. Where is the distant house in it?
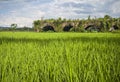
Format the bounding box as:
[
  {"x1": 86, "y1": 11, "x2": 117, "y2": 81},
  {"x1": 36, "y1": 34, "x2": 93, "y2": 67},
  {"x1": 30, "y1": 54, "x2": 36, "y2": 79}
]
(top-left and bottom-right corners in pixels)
[
  {"x1": 63, "y1": 24, "x2": 73, "y2": 31},
  {"x1": 42, "y1": 25, "x2": 55, "y2": 32},
  {"x1": 109, "y1": 25, "x2": 119, "y2": 32},
  {"x1": 84, "y1": 25, "x2": 100, "y2": 32}
]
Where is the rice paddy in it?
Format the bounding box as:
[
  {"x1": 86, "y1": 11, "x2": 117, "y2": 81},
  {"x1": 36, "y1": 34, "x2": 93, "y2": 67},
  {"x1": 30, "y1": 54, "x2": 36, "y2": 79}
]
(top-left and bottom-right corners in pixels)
[{"x1": 0, "y1": 32, "x2": 120, "y2": 82}]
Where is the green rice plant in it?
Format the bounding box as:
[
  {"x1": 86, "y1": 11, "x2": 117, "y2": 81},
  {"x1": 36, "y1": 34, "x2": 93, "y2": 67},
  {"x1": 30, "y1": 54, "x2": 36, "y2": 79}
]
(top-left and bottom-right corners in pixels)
[{"x1": 0, "y1": 32, "x2": 120, "y2": 82}]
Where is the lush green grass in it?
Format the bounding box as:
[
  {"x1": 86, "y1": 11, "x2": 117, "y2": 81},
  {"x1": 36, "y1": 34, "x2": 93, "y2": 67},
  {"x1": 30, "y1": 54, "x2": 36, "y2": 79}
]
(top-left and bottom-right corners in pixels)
[{"x1": 0, "y1": 32, "x2": 120, "y2": 82}]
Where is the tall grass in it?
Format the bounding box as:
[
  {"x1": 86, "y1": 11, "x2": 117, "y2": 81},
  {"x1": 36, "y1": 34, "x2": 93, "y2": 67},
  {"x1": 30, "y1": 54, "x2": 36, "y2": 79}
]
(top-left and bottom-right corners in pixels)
[{"x1": 0, "y1": 32, "x2": 120, "y2": 82}]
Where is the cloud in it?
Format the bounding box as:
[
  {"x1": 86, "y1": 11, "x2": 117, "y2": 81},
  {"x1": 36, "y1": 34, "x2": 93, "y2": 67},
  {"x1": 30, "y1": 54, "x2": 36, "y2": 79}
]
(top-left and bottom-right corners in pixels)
[
  {"x1": 51, "y1": 0, "x2": 119, "y2": 17},
  {"x1": 0, "y1": 9, "x2": 45, "y2": 27},
  {"x1": 42, "y1": 0, "x2": 120, "y2": 19},
  {"x1": 0, "y1": 0, "x2": 46, "y2": 27},
  {"x1": 0, "y1": 0, "x2": 120, "y2": 27},
  {"x1": 110, "y1": 0, "x2": 120, "y2": 17}
]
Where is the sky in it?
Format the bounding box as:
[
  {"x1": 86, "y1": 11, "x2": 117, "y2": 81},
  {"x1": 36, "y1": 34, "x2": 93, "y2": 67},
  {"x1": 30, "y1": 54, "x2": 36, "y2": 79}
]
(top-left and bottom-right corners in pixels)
[{"x1": 0, "y1": 0, "x2": 120, "y2": 27}]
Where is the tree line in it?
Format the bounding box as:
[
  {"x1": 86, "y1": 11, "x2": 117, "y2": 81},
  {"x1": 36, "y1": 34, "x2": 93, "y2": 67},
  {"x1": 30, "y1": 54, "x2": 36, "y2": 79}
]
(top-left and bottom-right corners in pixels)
[
  {"x1": 1, "y1": 15, "x2": 119, "y2": 32},
  {"x1": 33, "y1": 15, "x2": 120, "y2": 32}
]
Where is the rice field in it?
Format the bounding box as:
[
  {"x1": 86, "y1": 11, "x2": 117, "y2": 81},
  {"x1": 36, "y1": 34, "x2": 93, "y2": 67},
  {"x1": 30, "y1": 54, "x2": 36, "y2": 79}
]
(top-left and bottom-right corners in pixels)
[{"x1": 0, "y1": 32, "x2": 120, "y2": 82}]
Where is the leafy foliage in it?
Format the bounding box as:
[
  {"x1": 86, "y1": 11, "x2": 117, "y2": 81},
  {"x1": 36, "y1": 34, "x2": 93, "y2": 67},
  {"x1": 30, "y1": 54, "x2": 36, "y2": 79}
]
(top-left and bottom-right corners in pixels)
[
  {"x1": 33, "y1": 15, "x2": 120, "y2": 32},
  {"x1": 11, "y1": 24, "x2": 17, "y2": 31}
]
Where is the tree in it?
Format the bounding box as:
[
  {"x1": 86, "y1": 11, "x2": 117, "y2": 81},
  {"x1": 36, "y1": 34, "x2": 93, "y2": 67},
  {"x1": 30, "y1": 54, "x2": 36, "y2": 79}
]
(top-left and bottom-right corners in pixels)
[
  {"x1": 104, "y1": 15, "x2": 112, "y2": 20},
  {"x1": 11, "y1": 24, "x2": 17, "y2": 32},
  {"x1": 33, "y1": 20, "x2": 41, "y2": 32},
  {"x1": 88, "y1": 15, "x2": 91, "y2": 20}
]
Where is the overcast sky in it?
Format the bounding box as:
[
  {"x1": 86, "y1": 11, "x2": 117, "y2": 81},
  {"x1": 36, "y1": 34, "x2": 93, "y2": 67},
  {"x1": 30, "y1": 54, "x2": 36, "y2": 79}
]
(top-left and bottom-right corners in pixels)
[{"x1": 0, "y1": 0, "x2": 120, "y2": 27}]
